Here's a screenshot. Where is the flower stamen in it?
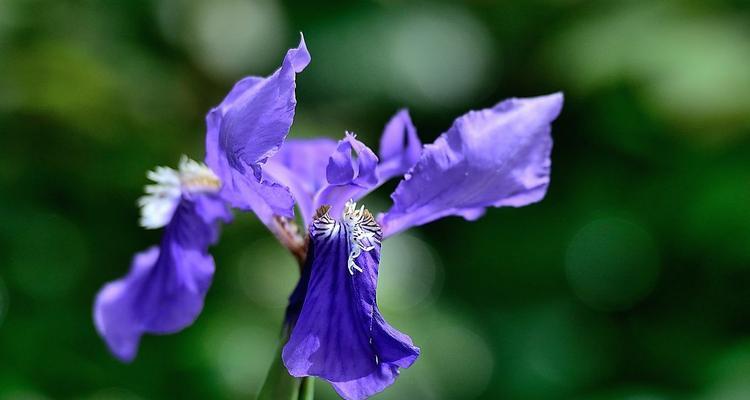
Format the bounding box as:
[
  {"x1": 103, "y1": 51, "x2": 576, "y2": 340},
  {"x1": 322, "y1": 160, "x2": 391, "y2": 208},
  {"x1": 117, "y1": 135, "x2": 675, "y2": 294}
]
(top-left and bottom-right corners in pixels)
[
  {"x1": 311, "y1": 200, "x2": 382, "y2": 275},
  {"x1": 176, "y1": 156, "x2": 221, "y2": 192},
  {"x1": 138, "y1": 156, "x2": 221, "y2": 229},
  {"x1": 343, "y1": 200, "x2": 381, "y2": 275}
]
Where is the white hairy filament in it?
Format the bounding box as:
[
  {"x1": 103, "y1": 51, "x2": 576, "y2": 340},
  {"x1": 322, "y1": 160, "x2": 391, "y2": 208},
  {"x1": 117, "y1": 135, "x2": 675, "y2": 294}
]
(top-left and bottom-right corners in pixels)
[
  {"x1": 312, "y1": 200, "x2": 382, "y2": 275},
  {"x1": 138, "y1": 155, "x2": 221, "y2": 229}
]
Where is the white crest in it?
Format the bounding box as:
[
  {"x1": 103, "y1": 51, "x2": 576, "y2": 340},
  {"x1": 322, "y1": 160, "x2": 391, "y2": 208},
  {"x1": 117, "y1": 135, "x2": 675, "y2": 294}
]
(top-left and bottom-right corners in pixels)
[
  {"x1": 312, "y1": 200, "x2": 382, "y2": 275},
  {"x1": 138, "y1": 156, "x2": 221, "y2": 229}
]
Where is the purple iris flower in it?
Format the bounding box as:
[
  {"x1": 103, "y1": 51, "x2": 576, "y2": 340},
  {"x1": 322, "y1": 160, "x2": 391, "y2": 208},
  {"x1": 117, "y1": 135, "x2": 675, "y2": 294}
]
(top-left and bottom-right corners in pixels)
[
  {"x1": 93, "y1": 34, "x2": 563, "y2": 400},
  {"x1": 272, "y1": 93, "x2": 562, "y2": 399},
  {"x1": 93, "y1": 37, "x2": 310, "y2": 362}
]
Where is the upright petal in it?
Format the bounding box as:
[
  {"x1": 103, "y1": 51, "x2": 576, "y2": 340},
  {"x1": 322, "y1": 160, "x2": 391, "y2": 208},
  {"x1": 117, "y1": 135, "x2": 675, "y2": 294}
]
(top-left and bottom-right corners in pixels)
[
  {"x1": 205, "y1": 35, "x2": 311, "y2": 225},
  {"x1": 282, "y1": 203, "x2": 419, "y2": 400},
  {"x1": 314, "y1": 133, "x2": 379, "y2": 217},
  {"x1": 377, "y1": 109, "x2": 422, "y2": 183},
  {"x1": 264, "y1": 138, "x2": 338, "y2": 226},
  {"x1": 93, "y1": 194, "x2": 230, "y2": 362},
  {"x1": 380, "y1": 93, "x2": 563, "y2": 237}
]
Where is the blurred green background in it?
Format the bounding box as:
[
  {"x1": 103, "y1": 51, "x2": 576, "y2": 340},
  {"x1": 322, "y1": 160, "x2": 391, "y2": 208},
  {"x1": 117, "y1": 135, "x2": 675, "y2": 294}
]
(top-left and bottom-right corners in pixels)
[{"x1": 1, "y1": 0, "x2": 750, "y2": 399}]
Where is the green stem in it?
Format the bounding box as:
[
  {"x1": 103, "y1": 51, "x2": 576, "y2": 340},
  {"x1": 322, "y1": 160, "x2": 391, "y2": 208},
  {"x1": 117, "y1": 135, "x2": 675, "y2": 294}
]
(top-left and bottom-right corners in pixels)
[
  {"x1": 298, "y1": 377, "x2": 315, "y2": 400},
  {"x1": 256, "y1": 342, "x2": 302, "y2": 400},
  {"x1": 256, "y1": 338, "x2": 315, "y2": 400},
  {"x1": 257, "y1": 225, "x2": 313, "y2": 399}
]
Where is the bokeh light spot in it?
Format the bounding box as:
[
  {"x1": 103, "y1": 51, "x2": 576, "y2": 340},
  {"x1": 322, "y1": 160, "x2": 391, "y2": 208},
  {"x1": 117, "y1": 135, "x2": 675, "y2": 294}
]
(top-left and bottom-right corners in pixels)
[
  {"x1": 386, "y1": 6, "x2": 493, "y2": 107},
  {"x1": 186, "y1": 0, "x2": 288, "y2": 80},
  {"x1": 493, "y1": 303, "x2": 616, "y2": 398},
  {"x1": 565, "y1": 217, "x2": 660, "y2": 311},
  {"x1": 378, "y1": 233, "x2": 441, "y2": 312},
  {"x1": 547, "y1": 2, "x2": 750, "y2": 141},
  {"x1": 236, "y1": 238, "x2": 298, "y2": 309},
  {"x1": 700, "y1": 341, "x2": 750, "y2": 400},
  {"x1": 423, "y1": 321, "x2": 494, "y2": 399},
  {"x1": 380, "y1": 308, "x2": 494, "y2": 399},
  {"x1": 202, "y1": 318, "x2": 278, "y2": 396}
]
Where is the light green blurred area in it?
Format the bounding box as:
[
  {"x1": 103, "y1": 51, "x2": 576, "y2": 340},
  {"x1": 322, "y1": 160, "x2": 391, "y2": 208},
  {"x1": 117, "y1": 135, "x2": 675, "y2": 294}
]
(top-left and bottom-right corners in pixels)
[{"x1": 1, "y1": 0, "x2": 749, "y2": 399}]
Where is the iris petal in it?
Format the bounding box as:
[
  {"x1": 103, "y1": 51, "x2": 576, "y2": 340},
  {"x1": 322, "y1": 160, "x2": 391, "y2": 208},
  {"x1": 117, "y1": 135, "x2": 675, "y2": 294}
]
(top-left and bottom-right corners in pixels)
[
  {"x1": 93, "y1": 194, "x2": 230, "y2": 362},
  {"x1": 380, "y1": 93, "x2": 563, "y2": 237},
  {"x1": 314, "y1": 133, "x2": 379, "y2": 217},
  {"x1": 264, "y1": 138, "x2": 339, "y2": 226},
  {"x1": 377, "y1": 109, "x2": 422, "y2": 183},
  {"x1": 267, "y1": 110, "x2": 420, "y2": 224},
  {"x1": 204, "y1": 35, "x2": 310, "y2": 225},
  {"x1": 282, "y1": 205, "x2": 419, "y2": 400}
]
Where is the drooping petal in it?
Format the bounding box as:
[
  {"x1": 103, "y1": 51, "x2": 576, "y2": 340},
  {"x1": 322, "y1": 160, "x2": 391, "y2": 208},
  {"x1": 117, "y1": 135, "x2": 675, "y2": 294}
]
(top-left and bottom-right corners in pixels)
[
  {"x1": 282, "y1": 204, "x2": 419, "y2": 400},
  {"x1": 377, "y1": 109, "x2": 422, "y2": 183},
  {"x1": 329, "y1": 340, "x2": 410, "y2": 400},
  {"x1": 205, "y1": 35, "x2": 311, "y2": 225},
  {"x1": 314, "y1": 133, "x2": 379, "y2": 217},
  {"x1": 264, "y1": 138, "x2": 338, "y2": 226},
  {"x1": 380, "y1": 93, "x2": 563, "y2": 238},
  {"x1": 93, "y1": 194, "x2": 230, "y2": 362}
]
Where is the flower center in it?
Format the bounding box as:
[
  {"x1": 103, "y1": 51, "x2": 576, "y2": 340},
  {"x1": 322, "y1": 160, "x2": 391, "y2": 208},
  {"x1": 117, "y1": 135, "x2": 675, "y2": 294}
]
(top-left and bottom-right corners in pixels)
[{"x1": 312, "y1": 200, "x2": 381, "y2": 275}]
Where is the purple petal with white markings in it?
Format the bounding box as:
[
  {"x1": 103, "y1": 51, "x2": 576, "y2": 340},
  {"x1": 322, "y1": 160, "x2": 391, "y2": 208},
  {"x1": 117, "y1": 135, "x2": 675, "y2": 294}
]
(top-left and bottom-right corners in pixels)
[{"x1": 282, "y1": 205, "x2": 419, "y2": 400}]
